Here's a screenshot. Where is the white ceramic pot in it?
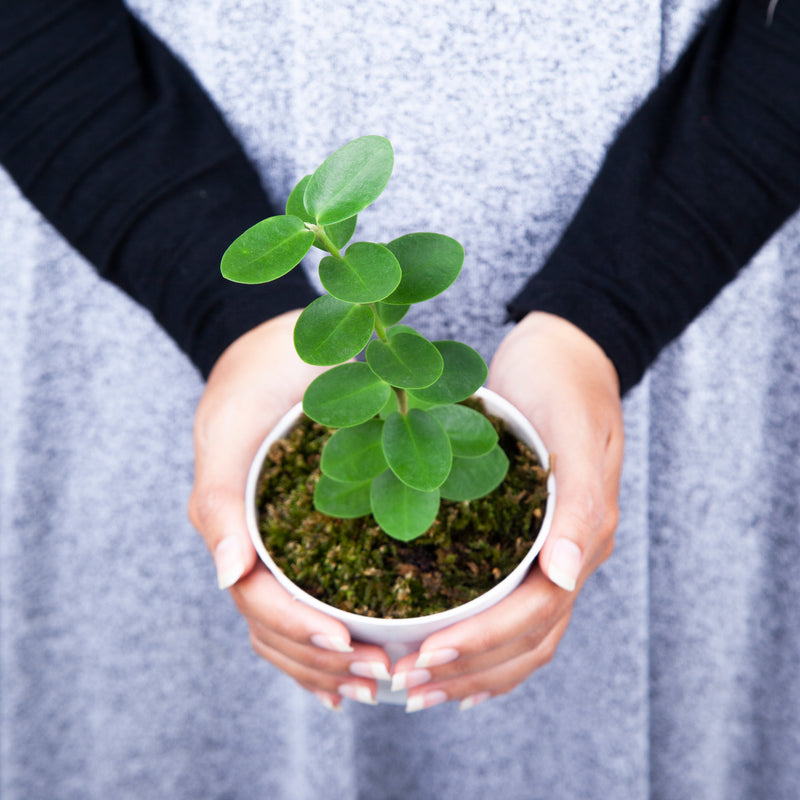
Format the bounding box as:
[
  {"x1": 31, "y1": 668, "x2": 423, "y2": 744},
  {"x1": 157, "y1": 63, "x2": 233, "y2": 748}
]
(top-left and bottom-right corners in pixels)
[{"x1": 245, "y1": 386, "x2": 556, "y2": 704}]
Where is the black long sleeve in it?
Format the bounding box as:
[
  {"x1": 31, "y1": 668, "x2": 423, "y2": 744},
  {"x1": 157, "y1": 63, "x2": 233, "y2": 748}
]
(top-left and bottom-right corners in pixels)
[
  {"x1": 0, "y1": 0, "x2": 317, "y2": 377},
  {"x1": 510, "y1": 0, "x2": 800, "y2": 394}
]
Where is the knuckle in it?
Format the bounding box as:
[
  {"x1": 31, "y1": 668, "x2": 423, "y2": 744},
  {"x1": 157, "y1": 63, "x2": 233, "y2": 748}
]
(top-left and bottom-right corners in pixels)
[
  {"x1": 564, "y1": 489, "x2": 606, "y2": 536},
  {"x1": 469, "y1": 625, "x2": 501, "y2": 655},
  {"x1": 187, "y1": 485, "x2": 237, "y2": 531},
  {"x1": 603, "y1": 501, "x2": 620, "y2": 536},
  {"x1": 249, "y1": 630, "x2": 267, "y2": 659},
  {"x1": 537, "y1": 637, "x2": 559, "y2": 666}
]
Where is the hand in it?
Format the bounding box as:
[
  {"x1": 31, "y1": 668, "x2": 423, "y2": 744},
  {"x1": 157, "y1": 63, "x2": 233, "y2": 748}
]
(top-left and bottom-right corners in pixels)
[
  {"x1": 188, "y1": 311, "x2": 392, "y2": 709},
  {"x1": 391, "y1": 312, "x2": 624, "y2": 712}
]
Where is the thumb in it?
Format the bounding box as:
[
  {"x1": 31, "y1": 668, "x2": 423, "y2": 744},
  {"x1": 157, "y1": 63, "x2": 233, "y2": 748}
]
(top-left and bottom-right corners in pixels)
[
  {"x1": 188, "y1": 484, "x2": 259, "y2": 590},
  {"x1": 539, "y1": 472, "x2": 602, "y2": 593},
  {"x1": 536, "y1": 420, "x2": 622, "y2": 592}
]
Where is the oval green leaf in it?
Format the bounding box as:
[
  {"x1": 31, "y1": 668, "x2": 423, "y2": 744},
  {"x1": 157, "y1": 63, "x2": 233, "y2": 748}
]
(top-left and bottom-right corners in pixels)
[
  {"x1": 383, "y1": 233, "x2": 464, "y2": 304},
  {"x1": 382, "y1": 408, "x2": 452, "y2": 491},
  {"x1": 287, "y1": 175, "x2": 358, "y2": 250},
  {"x1": 285, "y1": 175, "x2": 314, "y2": 222},
  {"x1": 320, "y1": 419, "x2": 387, "y2": 482},
  {"x1": 386, "y1": 324, "x2": 418, "y2": 339},
  {"x1": 314, "y1": 475, "x2": 373, "y2": 519},
  {"x1": 370, "y1": 470, "x2": 440, "y2": 542},
  {"x1": 319, "y1": 242, "x2": 401, "y2": 303},
  {"x1": 439, "y1": 445, "x2": 509, "y2": 502},
  {"x1": 407, "y1": 341, "x2": 488, "y2": 405},
  {"x1": 427, "y1": 404, "x2": 498, "y2": 457},
  {"x1": 365, "y1": 332, "x2": 443, "y2": 389},
  {"x1": 304, "y1": 136, "x2": 394, "y2": 225},
  {"x1": 323, "y1": 216, "x2": 358, "y2": 250},
  {"x1": 303, "y1": 362, "x2": 391, "y2": 428},
  {"x1": 221, "y1": 215, "x2": 315, "y2": 284},
  {"x1": 293, "y1": 295, "x2": 374, "y2": 366},
  {"x1": 376, "y1": 301, "x2": 409, "y2": 326}
]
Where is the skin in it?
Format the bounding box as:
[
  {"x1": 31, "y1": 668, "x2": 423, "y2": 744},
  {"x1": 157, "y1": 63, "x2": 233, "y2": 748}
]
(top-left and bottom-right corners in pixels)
[{"x1": 188, "y1": 310, "x2": 624, "y2": 710}]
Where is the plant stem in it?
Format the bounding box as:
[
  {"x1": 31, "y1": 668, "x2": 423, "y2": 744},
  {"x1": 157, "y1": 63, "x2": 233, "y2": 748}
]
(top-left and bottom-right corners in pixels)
[
  {"x1": 309, "y1": 223, "x2": 342, "y2": 259},
  {"x1": 393, "y1": 386, "x2": 408, "y2": 415},
  {"x1": 370, "y1": 303, "x2": 389, "y2": 342}
]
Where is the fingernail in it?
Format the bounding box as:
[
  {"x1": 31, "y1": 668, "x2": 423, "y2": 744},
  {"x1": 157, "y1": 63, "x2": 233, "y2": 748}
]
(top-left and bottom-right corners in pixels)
[
  {"x1": 215, "y1": 537, "x2": 245, "y2": 589},
  {"x1": 313, "y1": 691, "x2": 341, "y2": 712},
  {"x1": 459, "y1": 691, "x2": 491, "y2": 711},
  {"x1": 547, "y1": 538, "x2": 582, "y2": 591},
  {"x1": 415, "y1": 648, "x2": 459, "y2": 669},
  {"x1": 339, "y1": 683, "x2": 377, "y2": 705},
  {"x1": 391, "y1": 669, "x2": 432, "y2": 692},
  {"x1": 310, "y1": 634, "x2": 354, "y2": 653},
  {"x1": 350, "y1": 661, "x2": 392, "y2": 681},
  {"x1": 406, "y1": 690, "x2": 448, "y2": 713}
]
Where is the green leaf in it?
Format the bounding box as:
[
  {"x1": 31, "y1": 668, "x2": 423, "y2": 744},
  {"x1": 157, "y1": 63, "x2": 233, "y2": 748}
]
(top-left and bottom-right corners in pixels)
[
  {"x1": 383, "y1": 233, "x2": 464, "y2": 304},
  {"x1": 319, "y1": 242, "x2": 401, "y2": 303},
  {"x1": 320, "y1": 419, "x2": 387, "y2": 482},
  {"x1": 370, "y1": 470, "x2": 440, "y2": 541},
  {"x1": 382, "y1": 409, "x2": 452, "y2": 491},
  {"x1": 314, "y1": 475, "x2": 373, "y2": 519},
  {"x1": 293, "y1": 295, "x2": 374, "y2": 366},
  {"x1": 365, "y1": 332, "x2": 443, "y2": 389},
  {"x1": 285, "y1": 175, "x2": 314, "y2": 222},
  {"x1": 376, "y1": 302, "x2": 409, "y2": 326},
  {"x1": 407, "y1": 341, "x2": 488, "y2": 405},
  {"x1": 287, "y1": 175, "x2": 358, "y2": 250},
  {"x1": 324, "y1": 216, "x2": 358, "y2": 250},
  {"x1": 221, "y1": 215, "x2": 315, "y2": 284},
  {"x1": 303, "y1": 363, "x2": 391, "y2": 428},
  {"x1": 439, "y1": 445, "x2": 509, "y2": 502},
  {"x1": 304, "y1": 136, "x2": 394, "y2": 225},
  {"x1": 427, "y1": 404, "x2": 498, "y2": 457},
  {"x1": 377, "y1": 392, "x2": 399, "y2": 418},
  {"x1": 386, "y1": 324, "x2": 417, "y2": 339}
]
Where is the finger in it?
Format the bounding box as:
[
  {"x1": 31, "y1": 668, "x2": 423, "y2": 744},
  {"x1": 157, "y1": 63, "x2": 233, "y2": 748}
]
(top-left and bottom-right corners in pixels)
[
  {"x1": 391, "y1": 566, "x2": 574, "y2": 688},
  {"x1": 538, "y1": 444, "x2": 609, "y2": 592},
  {"x1": 188, "y1": 481, "x2": 258, "y2": 590},
  {"x1": 404, "y1": 616, "x2": 571, "y2": 712},
  {"x1": 250, "y1": 635, "x2": 379, "y2": 704},
  {"x1": 230, "y1": 565, "x2": 357, "y2": 654},
  {"x1": 247, "y1": 614, "x2": 392, "y2": 682}
]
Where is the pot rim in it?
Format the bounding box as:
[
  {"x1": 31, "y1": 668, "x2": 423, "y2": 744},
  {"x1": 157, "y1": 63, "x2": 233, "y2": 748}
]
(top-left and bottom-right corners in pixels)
[{"x1": 245, "y1": 386, "x2": 556, "y2": 633}]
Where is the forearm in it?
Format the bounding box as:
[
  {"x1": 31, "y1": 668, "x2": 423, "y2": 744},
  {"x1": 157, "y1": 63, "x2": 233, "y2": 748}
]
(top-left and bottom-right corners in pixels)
[
  {"x1": 510, "y1": 0, "x2": 800, "y2": 394},
  {"x1": 0, "y1": 0, "x2": 317, "y2": 376}
]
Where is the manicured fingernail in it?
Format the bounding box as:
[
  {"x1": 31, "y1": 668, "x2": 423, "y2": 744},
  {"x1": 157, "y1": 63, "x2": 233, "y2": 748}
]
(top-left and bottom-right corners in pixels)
[
  {"x1": 310, "y1": 634, "x2": 354, "y2": 653},
  {"x1": 339, "y1": 683, "x2": 377, "y2": 705},
  {"x1": 406, "y1": 690, "x2": 448, "y2": 713},
  {"x1": 215, "y1": 537, "x2": 245, "y2": 589},
  {"x1": 459, "y1": 691, "x2": 491, "y2": 711},
  {"x1": 547, "y1": 538, "x2": 582, "y2": 591},
  {"x1": 391, "y1": 668, "x2": 432, "y2": 692},
  {"x1": 415, "y1": 648, "x2": 459, "y2": 669},
  {"x1": 350, "y1": 661, "x2": 392, "y2": 681},
  {"x1": 313, "y1": 691, "x2": 341, "y2": 712}
]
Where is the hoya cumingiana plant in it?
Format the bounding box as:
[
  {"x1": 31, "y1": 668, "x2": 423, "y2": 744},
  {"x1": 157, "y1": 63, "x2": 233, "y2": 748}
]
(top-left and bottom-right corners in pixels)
[{"x1": 221, "y1": 136, "x2": 509, "y2": 541}]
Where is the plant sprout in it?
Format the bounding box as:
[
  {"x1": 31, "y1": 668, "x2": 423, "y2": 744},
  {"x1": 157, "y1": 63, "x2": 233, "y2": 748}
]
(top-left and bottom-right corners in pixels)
[{"x1": 221, "y1": 136, "x2": 509, "y2": 540}]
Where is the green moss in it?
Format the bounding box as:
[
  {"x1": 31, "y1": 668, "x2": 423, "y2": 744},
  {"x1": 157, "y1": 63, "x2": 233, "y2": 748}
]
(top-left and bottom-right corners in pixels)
[{"x1": 255, "y1": 399, "x2": 549, "y2": 618}]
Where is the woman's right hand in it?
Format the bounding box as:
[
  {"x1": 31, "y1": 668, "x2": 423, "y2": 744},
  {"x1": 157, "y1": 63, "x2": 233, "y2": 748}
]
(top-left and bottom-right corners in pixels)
[{"x1": 188, "y1": 311, "x2": 392, "y2": 709}]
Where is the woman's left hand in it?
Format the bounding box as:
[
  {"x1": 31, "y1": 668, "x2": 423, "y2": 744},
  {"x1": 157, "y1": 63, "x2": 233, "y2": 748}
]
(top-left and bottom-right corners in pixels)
[{"x1": 390, "y1": 312, "x2": 625, "y2": 712}]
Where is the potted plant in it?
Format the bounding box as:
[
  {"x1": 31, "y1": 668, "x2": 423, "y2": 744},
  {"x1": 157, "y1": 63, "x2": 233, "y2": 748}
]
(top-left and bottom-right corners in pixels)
[{"x1": 221, "y1": 137, "x2": 556, "y2": 704}]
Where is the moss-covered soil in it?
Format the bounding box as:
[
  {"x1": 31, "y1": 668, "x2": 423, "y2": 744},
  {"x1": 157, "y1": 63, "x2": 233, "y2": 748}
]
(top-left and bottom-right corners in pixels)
[{"x1": 255, "y1": 400, "x2": 549, "y2": 619}]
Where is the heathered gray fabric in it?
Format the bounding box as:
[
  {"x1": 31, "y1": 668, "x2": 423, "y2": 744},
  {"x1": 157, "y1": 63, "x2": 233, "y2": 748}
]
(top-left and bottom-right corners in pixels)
[{"x1": 2, "y1": 1, "x2": 799, "y2": 798}]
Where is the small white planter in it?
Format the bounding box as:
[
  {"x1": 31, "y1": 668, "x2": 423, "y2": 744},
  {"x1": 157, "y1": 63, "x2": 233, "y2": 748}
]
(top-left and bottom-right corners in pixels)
[{"x1": 245, "y1": 386, "x2": 556, "y2": 704}]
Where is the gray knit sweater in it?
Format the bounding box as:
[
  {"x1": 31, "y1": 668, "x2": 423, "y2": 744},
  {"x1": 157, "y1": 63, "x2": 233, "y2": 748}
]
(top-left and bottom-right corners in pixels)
[{"x1": 1, "y1": 1, "x2": 799, "y2": 798}]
